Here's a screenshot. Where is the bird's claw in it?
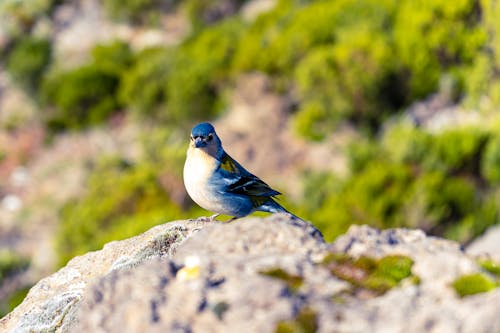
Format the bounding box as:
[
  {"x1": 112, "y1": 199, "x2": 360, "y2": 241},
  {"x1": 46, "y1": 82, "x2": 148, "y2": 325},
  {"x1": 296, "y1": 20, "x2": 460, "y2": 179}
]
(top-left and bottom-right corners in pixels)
[{"x1": 209, "y1": 214, "x2": 220, "y2": 221}]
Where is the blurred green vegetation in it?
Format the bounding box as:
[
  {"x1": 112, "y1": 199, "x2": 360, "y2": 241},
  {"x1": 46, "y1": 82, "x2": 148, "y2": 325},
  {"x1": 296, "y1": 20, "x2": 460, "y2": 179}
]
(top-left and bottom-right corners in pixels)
[
  {"x1": 103, "y1": 0, "x2": 168, "y2": 25},
  {"x1": 6, "y1": 0, "x2": 497, "y2": 134},
  {"x1": 40, "y1": 41, "x2": 132, "y2": 131},
  {"x1": 0, "y1": 250, "x2": 29, "y2": 281},
  {"x1": 0, "y1": 286, "x2": 31, "y2": 318},
  {"x1": 298, "y1": 122, "x2": 500, "y2": 242},
  {"x1": 0, "y1": 0, "x2": 60, "y2": 38},
  {"x1": 1, "y1": 0, "x2": 500, "y2": 266},
  {"x1": 5, "y1": 36, "x2": 52, "y2": 92},
  {"x1": 55, "y1": 129, "x2": 204, "y2": 265},
  {"x1": 0, "y1": 250, "x2": 30, "y2": 316}
]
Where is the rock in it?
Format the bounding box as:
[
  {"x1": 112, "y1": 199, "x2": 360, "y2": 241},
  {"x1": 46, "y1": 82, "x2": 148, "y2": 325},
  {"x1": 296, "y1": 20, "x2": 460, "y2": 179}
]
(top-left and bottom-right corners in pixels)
[
  {"x1": 466, "y1": 225, "x2": 500, "y2": 261},
  {"x1": 2, "y1": 216, "x2": 500, "y2": 333},
  {"x1": 77, "y1": 215, "x2": 328, "y2": 333},
  {"x1": 0, "y1": 219, "x2": 211, "y2": 332},
  {"x1": 327, "y1": 225, "x2": 500, "y2": 333}
]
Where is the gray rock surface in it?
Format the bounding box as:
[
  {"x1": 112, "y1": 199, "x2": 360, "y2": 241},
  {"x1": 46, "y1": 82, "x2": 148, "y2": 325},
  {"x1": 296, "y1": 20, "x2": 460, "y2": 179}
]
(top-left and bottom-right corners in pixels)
[
  {"x1": 467, "y1": 225, "x2": 500, "y2": 261},
  {"x1": 1, "y1": 216, "x2": 500, "y2": 333},
  {"x1": 0, "y1": 218, "x2": 211, "y2": 332}
]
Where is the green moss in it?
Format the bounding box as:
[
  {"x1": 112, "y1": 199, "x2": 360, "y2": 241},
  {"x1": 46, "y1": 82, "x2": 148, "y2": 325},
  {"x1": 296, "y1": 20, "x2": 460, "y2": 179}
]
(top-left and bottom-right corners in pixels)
[
  {"x1": 322, "y1": 253, "x2": 415, "y2": 295},
  {"x1": 260, "y1": 268, "x2": 304, "y2": 293},
  {"x1": 275, "y1": 307, "x2": 318, "y2": 333},
  {"x1": 452, "y1": 273, "x2": 497, "y2": 297},
  {"x1": 478, "y1": 260, "x2": 500, "y2": 277},
  {"x1": 375, "y1": 255, "x2": 414, "y2": 281},
  {"x1": 212, "y1": 301, "x2": 230, "y2": 320}
]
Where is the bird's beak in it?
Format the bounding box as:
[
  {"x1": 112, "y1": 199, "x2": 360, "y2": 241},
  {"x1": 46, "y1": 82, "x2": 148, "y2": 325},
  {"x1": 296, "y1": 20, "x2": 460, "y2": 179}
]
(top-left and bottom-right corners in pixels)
[{"x1": 194, "y1": 136, "x2": 205, "y2": 148}]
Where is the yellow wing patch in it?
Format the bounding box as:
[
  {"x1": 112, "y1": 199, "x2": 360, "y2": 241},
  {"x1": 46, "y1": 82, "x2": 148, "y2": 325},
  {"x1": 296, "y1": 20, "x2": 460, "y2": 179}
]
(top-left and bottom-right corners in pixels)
[{"x1": 220, "y1": 154, "x2": 239, "y2": 173}]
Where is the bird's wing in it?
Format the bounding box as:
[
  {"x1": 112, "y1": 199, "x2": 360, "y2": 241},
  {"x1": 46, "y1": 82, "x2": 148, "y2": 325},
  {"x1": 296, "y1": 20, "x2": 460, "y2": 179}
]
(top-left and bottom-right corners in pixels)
[{"x1": 219, "y1": 153, "x2": 281, "y2": 197}]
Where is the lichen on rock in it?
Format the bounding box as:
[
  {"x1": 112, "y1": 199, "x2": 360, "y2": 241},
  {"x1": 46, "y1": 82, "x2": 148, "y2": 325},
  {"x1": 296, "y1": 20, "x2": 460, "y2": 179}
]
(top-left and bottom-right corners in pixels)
[{"x1": 2, "y1": 215, "x2": 500, "y2": 333}]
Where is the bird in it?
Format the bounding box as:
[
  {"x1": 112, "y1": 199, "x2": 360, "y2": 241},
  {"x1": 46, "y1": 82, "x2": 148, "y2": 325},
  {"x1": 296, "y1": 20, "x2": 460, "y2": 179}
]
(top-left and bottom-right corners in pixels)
[{"x1": 183, "y1": 122, "x2": 299, "y2": 221}]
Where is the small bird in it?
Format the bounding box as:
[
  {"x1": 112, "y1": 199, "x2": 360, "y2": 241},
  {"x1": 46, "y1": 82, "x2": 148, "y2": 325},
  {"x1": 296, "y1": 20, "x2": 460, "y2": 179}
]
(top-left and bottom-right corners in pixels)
[{"x1": 183, "y1": 122, "x2": 298, "y2": 220}]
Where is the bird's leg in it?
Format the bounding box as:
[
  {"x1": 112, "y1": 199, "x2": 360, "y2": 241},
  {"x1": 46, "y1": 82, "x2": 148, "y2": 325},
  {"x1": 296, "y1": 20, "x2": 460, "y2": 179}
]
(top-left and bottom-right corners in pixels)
[
  {"x1": 227, "y1": 216, "x2": 239, "y2": 223},
  {"x1": 209, "y1": 213, "x2": 220, "y2": 221}
]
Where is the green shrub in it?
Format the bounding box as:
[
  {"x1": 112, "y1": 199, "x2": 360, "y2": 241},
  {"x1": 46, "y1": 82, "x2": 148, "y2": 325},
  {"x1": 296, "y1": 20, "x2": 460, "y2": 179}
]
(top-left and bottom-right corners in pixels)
[
  {"x1": 0, "y1": 250, "x2": 29, "y2": 281},
  {"x1": 5, "y1": 36, "x2": 51, "y2": 91},
  {"x1": 302, "y1": 123, "x2": 499, "y2": 242},
  {"x1": 0, "y1": 0, "x2": 59, "y2": 37},
  {"x1": 293, "y1": 30, "x2": 403, "y2": 137},
  {"x1": 383, "y1": 123, "x2": 490, "y2": 174},
  {"x1": 460, "y1": 0, "x2": 500, "y2": 107},
  {"x1": 0, "y1": 285, "x2": 30, "y2": 317},
  {"x1": 232, "y1": 0, "x2": 339, "y2": 75},
  {"x1": 41, "y1": 65, "x2": 120, "y2": 131},
  {"x1": 0, "y1": 249, "x2": 30, "y2": 316},
  {"x1": 393, "y1": 0, "x2": 487, "y2": 100},
  {"x1": 54, "y1": 125, "x2": 209, "y2": 266},
  {"x1": 481, "y1": 134, "x2": 500, "y2": 184},
  {"x1": 121, "y1": 18, "x2": 244, "y2": 122},
  {"x1": 233, "y1": 0, "x2": 407, "y2": 138},
  {"x1": 166, "y1": 19, "x2": 243, "y2": 120},
  {"x1": 184, "y1": 0, "x2": 249, "y2": 29},
  {"x1": 103, "y1": 0, "x2": 170, "y2": 25},
  {"x1": 119, "y1": 47, "x2": 173, "y2": 118},
  {"x1": 422, "y1": 128, "x2": 489, "y2": 173},
  {"x1": 40, "y1": 41, "x2": 132, "y2": 131},
  {"x1": 55, "y1": 156, "x2": 185, "y2": 265},
  {"x1": 91, "y1": 40, "x2": 133, "y2": 75}
]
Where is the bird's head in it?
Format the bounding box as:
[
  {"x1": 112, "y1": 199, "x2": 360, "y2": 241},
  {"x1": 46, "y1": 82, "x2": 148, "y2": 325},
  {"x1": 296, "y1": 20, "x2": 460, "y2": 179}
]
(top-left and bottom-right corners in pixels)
[{"x1": 189, "y1": 122, "x2": 222, "y2": 156}]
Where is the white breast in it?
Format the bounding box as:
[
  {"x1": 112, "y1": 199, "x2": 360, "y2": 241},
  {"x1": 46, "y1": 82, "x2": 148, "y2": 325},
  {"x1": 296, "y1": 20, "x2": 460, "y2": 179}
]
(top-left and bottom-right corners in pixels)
[{"x1": 183, "y1": 146, "x2": 218, "y2": 210}]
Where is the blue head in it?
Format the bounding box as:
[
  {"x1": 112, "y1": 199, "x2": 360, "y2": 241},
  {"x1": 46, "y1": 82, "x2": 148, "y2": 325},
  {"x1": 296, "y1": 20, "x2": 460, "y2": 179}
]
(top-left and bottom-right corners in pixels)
[{"x1": 190, "y1": 122, "x2": 221, "y2": 150}]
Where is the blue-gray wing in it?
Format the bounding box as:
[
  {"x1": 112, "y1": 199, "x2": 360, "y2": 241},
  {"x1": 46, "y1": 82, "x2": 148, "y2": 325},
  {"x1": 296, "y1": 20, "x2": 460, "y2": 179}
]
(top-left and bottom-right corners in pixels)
[{"x1": 218, "y1": 153, "x2": 281, "y2": 197}]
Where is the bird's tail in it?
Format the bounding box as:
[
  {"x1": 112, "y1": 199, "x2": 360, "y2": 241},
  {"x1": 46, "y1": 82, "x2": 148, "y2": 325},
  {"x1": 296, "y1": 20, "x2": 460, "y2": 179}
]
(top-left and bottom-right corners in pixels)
[
  {"x1": 259, "y1": 198, "x2": 324, "y2": 241},
  {"x1": 259, "y1": 198, "x2": 302, "y2": 220}
]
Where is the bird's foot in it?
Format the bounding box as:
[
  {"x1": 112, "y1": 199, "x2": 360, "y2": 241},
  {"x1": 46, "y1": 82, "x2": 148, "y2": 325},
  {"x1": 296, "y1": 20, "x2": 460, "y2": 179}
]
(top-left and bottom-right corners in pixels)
[{"x1": 209, "y1": 214, "x2": 220, "y2": 221}]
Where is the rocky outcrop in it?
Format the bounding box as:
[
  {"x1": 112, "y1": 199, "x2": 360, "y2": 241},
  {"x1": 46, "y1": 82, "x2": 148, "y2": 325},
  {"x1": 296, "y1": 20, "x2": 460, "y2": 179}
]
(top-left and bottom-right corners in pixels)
[
  {"x1": 1, "y1": 214, "x2": 500, "y2": 333},
  {"x1": 467, "y1": 225, "x2": 500, "y2": 261}
]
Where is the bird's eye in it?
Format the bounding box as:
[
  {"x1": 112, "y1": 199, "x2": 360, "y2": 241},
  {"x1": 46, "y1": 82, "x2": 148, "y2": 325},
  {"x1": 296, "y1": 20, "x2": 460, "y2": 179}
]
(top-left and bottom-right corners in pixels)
[{"x1": 207, "y1": 134, "x2": 213, "y2": 141}]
